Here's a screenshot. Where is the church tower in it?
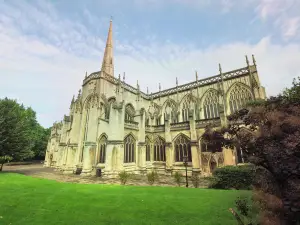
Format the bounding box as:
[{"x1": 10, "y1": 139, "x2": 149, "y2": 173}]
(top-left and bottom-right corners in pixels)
[{"x1": 101, "y1": 19, "x2": 114, "y2": 77}]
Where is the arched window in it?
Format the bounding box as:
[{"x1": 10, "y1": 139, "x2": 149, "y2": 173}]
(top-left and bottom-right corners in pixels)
[
  {"x1": 174, "y1": 134, "x2": 192, "y2": 162},
  {"x1": 154, "y1": 137, "x2": 166, "y2": 161},
  {"x1": 124, "y1": 134, "x2": 135, "y2": 163},
  {"x1": 98, "y1": 135, "x2": 107, "y2": 163},
  {"x1": 203, "y1": 90, "x2": 219, "y2": 119},
  {"x1": 181, "y1": 94, "x2": 195, "y2": 122},
  {"x1": 165, "y1": 100, "x2": 178, "y2": 123},
  {"x1": 229, "y1": 84, "x2": 252, "y2": 114},
  {"x1": 145, "y1": 137, "x2": 151, "y2": 162},
  {"x1": 125, "y1": 104, "x2": 135, "y2": 122},
  {"x1": 182, "y1": 101, "x2": 189, "y2": 122}
]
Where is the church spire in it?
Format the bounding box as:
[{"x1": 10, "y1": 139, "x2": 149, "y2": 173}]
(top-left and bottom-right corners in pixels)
[{"x1": 101, "y1": 18, "x2": 114, "y2": 77}]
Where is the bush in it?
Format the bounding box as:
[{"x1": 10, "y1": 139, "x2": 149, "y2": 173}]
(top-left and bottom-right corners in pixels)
[
  {"x1": 0, "y1": 155, "x2": 13, "y2": 171},
  {"x1": 147, "y1": 171, "x2": 159, "y2": 185},
  {"x1": 191, "y1": 173, "x2": 201, "y2": 188},
  {"x1": 173, "y1": 171, "x2": 182, "y2": 186},
  {"x1": 210, "y1": 165, "x2": 254, "y2": 190},
  {"x1": 118, "y1": 171, "x2": 131, "y2": 185}
]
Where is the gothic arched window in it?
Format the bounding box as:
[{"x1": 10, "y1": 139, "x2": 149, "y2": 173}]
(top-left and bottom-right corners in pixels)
[
  {"x1": 98, "y1": 135, "x2": 107, "y2": 163},
  {"x1": 165, "y1": 100, "x2": 178, "y2": 123},
  {"x1": 145, "y1": 137, "x2": 151, "y2": 162},
  {"x1": 229, "y1": 84, "x2": 252, "y2": 114},
  {"x1": 124, "y1": 134, "x2": 135, "y2": 163},
  {"x1": 125, "y1": 104, "x2": 135, "y2": 122},
  {"x1": 174, "y1": 134, "x2": 192, "y2": 162},
  {"x1": 154, "y1": 137, "x2": 166, "y2": 162},
  {"x1": 203, "y1": 90, "x2": 219, "y2": 119},
  {"x1": 182, "y1": 94, "x2": 196, "y2": 122}
]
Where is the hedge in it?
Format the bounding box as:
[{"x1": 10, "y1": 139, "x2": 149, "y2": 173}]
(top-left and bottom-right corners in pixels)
[{"x1": 209, "y1": 165, "x2": 254, "y2": 190}]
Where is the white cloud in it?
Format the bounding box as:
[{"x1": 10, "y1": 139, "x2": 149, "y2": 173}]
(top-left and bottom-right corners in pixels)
[{"x1": 1, "y1": 0, "x2": 300, "y2": 128}]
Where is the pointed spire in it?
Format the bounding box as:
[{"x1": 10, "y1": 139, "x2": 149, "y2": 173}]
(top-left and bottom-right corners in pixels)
[
  {"x1": 123, "y1": 72, "x2": 125, "y2": 82},
  {"x1": 85, "y1": 71, "x2": 88, "y2": 78},
  {"x1": 71, "y1": 95, "x2": 75, "y2": 105},
  {"x1": 245, "y1": 55, "x2": 249, "y2": 67},
  {"x1": 147, "y1": 87, "x2": 149, "y2": 94},
  {"x1": 176, "y1": 77, "x2": 178, "y2": 86},
  {"x1": 195, "y1": 71, "x2": 198, "y2": 81},
  {"x1": 252, "y1": 54, "x2": 256, "y2": 66},
  {"x1": 159, "y1": 83, "x2": 161, "y2": 92},
  {"x1": 219, "y1": 63, "x2": 222, "y2": 74},
  {"x1": 101, "y1": 19, "x2": 114, "y2": 76}
]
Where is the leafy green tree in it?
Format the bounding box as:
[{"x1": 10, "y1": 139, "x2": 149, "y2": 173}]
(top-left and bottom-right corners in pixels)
[{"x1": 0, "y1": 98, "x2": 50, "y2": 166}]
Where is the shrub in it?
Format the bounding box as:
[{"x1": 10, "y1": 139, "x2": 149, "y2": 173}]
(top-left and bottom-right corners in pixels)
[
  {"x1": 173, "y1": 171, "x2": 182, "y2": 186},
  {"x1": 118, "y1": 171, "x2": 131, "y2": 185},
  {"x1": 147, "y1": 170, "x2": 159, "y2": 185},
  {"x1": 210, "y1": 165, "x2": 254, "y2": 190},
  {"x1": 0, "y1": 155, "x2": 13, "y2": 171},
  {"x1": 191, "y1": 173, "x2": 201, "y2": 188}
]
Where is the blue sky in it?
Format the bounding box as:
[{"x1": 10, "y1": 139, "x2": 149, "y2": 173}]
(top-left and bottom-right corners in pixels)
[{"x1": 1, "y1": 0, "x2": 300, "y2": 128}]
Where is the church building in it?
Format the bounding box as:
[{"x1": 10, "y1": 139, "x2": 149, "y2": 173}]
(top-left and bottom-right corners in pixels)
[{"x1": 44, "y1": 20, "x2": 266, "y2": 177}]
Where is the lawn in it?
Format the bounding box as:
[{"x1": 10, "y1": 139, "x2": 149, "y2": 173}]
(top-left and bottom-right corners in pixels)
[{"x1": 0, "y1": 173, "x2": 249, "y2": 225}]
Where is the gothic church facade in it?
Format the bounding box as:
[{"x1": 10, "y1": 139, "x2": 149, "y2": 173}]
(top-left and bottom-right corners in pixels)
[{"x1": 44, "y1": 20, "x2": 266, "y2": 177}]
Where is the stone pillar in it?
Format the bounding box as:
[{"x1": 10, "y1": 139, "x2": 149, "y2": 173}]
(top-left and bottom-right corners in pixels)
[
  {"x1": 189, "y1": 111, "x2": 200, "y2": 174},
  {"x1": 191, "y1": 141, "x2": 200, "y2": 174},
  {"x1": 81, "y1": 142, "x2": 96, "y2": 176},
  {"x1": 165, "y1": 142, "x2": 173, "y2": 174},
  {"x1": 138, "y1": 142, "x2": 146, "y2": 174},
  {"x1": 104, "y1": 140, "x2": 124, "y2": 177}
]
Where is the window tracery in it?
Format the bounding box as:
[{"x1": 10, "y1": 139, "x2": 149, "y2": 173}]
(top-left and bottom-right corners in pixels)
[
  {"x1": 182, "y1": 94, "x2": 196, "y2": 122},
  {"x1": 229, "y1": 84, "x2": 252, "y2": 113},
  {"x1": 98, "y1": 135, "x2": 107, "y2": 163},
  {"x1": 145, "y1": 137, "x2": 151, "y2": 162},
  {"x1": 124, "y1": 134, "x2": 135, "y2": 163},
  {"x1": 174, "y1": 134, "x2": 192, "y2": 162},
  {"x1": 125, "y1": 104, "x2": 135, "y2": 122},
  {"x1": 203, "y1": 90, "x2": 219, "y2": 119},
  {"x1": 153, "y1": 137, "x2": 166, "y2": 161}
]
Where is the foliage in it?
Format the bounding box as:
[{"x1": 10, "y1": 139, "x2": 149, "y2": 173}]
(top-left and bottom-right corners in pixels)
[
  {"x1": 230, "y1": 194, "x2": 260, "y2": 225},
  {"x1": 191, "y1": 173, "x2": 201, "y2": 188},
  {"x1": 173, "y1": 171, "x2": 182, "y2": 186},
  {"x1": 283, "y1": 76, "x2": 300, "y2": 104},
  {"x1": 202, "y1": 78, "x2": 300, "y2": 224},
  {"x1": 118, "y1": 171, "x2": 131, "y2": 185},
  {"x1": 0, "y1": 155, "x2": 13, "y2": 171},
  {"x1": 0, "y1": 98, "x2": 50, "y2": 164},
  {"x1": 147, "y1": 170, "x2": 159, "y2": 185},
  {"x1": 210, "y1": 165, "x2": 254, "y2": 190},
  {"x1": 0, "y1": 173, "x2": 247, "y2": 225}
]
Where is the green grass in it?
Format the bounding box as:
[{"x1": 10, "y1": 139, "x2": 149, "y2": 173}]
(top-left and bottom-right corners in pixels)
[{"x1": 0, "y1": 173, "x2": 249, "y2": 225}]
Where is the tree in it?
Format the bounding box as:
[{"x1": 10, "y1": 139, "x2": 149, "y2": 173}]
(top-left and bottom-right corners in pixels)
[
  {"x1": 0, "y1": 98, "x2": 50, "y2": 168},
  {"x1": 202, "y1": 80, "x2": 300, "y2": 225}
]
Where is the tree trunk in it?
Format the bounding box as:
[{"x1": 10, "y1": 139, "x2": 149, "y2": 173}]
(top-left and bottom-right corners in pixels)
[
  {"x1": 0, "y1": 163, "x2": 3, "y2": 171},
  {"x1": 229, "y1": 208, "x2": 245, "y2": 225}
]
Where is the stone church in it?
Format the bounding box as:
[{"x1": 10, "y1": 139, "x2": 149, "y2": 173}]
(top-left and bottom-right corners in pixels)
[{"x1": 44, "y1": 20, "x2": 266, "y2": 177}]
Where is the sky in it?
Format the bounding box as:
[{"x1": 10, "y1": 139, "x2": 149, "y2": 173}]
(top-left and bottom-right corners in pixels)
[{"x1": 1, "y1": 0, "x2": 300, "y2": 128}]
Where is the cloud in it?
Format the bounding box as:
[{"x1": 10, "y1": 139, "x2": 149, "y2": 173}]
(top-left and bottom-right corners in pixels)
[
  {"x1": 255, "y1": 0, "x2": 300, "y2": 40},
  {"x1": 0, "y1": 0, "x2": 300, "y2": 128}
]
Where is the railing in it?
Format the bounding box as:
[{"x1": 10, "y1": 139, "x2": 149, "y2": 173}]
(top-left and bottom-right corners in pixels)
[
  {"x1": 124, "y1": 120, "x2": 139, "y2": 130},
  {"x1": 82, "y1": 66, "x2": 251, "y2": 100},
  {"x1": 152, "y1": 125, "x2": 165, "y2": 133},
  {"x1": 195, "y1": 118, "x2": 221, "y2": 128},
  {"x1": 170, "y1": 121, "x2": 190, "y2": 131}
]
